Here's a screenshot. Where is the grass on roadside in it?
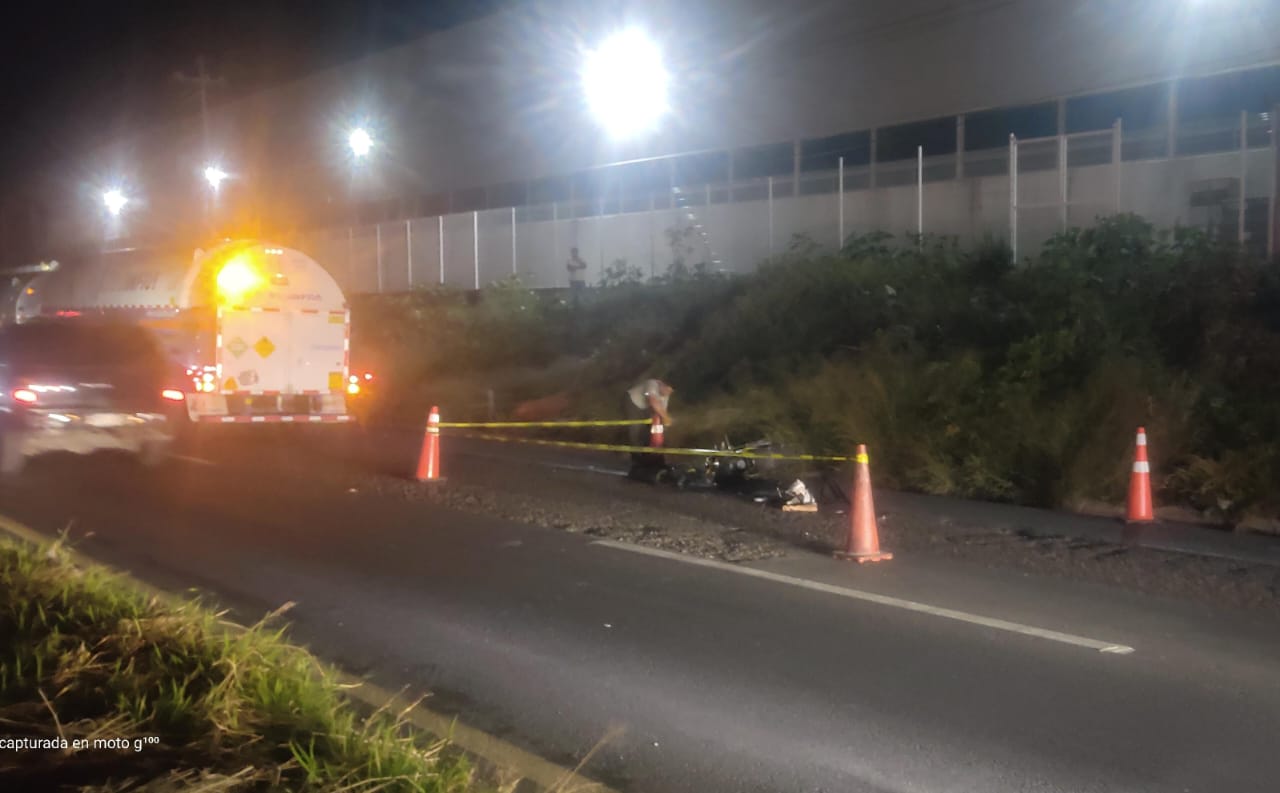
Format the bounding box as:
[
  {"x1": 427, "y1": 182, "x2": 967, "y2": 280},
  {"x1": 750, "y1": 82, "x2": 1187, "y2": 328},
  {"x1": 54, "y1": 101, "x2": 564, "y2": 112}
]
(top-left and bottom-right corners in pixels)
[{"x1": 0, "y1": 536, "x2": 474, "y2": 792}]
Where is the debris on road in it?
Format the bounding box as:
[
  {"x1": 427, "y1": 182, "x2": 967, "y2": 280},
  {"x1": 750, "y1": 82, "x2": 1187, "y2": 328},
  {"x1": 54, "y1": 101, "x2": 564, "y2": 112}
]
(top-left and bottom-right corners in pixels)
[{"x1": 781, "y1": 479, "x2": 817, "y2": 512}]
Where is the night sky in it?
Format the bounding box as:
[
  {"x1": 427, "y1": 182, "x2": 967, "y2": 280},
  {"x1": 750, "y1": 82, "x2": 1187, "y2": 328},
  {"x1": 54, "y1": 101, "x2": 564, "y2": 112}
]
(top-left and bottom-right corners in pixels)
[{"x1": 1, "y1": 0, "x2": 509, "y2": 184}]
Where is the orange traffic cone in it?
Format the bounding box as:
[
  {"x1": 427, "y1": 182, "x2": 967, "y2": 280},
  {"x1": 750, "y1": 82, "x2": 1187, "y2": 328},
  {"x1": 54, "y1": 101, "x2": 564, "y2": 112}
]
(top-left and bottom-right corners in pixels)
[
  {"x1": 415, "y1": 406, "x2": 444, "y2": 482},
  {"x1": 835, "y1": 444, "x2": 892, "y2": 563},
  {"x1": 649, "y1": 415, "x2": 665, "y2": 448},
  {"x1": 1126, "y1": 426, "x2": 1154, "y2": 523}
]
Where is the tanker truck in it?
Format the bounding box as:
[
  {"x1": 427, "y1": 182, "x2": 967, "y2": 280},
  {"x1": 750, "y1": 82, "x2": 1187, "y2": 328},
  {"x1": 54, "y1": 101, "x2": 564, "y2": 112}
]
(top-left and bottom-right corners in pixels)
[{"x1": 3, "y1": 241, "x2": 354, "y2": 424}]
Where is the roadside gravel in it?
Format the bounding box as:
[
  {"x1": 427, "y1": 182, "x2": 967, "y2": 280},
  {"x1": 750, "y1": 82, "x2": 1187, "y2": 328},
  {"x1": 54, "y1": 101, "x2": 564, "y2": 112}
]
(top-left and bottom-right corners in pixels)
[{"x1": 205, "y1": 430, "x2": 1280, "y2": 616}]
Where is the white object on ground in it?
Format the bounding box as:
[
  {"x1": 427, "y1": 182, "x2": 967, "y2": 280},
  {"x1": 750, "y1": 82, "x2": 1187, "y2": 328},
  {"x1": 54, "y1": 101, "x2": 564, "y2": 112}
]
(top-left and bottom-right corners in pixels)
[{"x1": 785, "y1": 480, "x2": 815, "y2": 505}]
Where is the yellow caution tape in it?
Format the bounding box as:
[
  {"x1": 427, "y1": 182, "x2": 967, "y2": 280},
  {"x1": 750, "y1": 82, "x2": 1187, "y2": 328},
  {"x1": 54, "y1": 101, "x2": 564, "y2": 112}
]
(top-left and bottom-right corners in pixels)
[
  {"x1": 455, "y1": 431, "x2": 857, "y2": 462},
  {"x1": 438, "y1": 419, "x2": 651, "y2": 429}
]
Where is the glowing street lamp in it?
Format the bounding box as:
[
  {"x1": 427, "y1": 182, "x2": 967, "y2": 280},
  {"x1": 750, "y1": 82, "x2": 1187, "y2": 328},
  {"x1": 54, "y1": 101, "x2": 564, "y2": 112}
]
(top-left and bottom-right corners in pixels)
[
  {"x1": 102, "y1": 189, "x2": 128, "y2": 216},
  {"x1": 203, "y1": 164, "x2": 228, "y2": 190},
  {"x1": 581, "y1": 29, "x2": 670, "y2": 139},
  {"x1": 348, "y1": 127, "x2": 373, "y2": 158}
]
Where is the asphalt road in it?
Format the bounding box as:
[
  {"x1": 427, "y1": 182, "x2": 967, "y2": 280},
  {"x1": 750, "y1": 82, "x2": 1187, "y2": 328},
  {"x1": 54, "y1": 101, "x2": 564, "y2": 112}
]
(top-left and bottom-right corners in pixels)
[{"x1": 2, "y1": 435, "x2": 1278, "y2": 792}]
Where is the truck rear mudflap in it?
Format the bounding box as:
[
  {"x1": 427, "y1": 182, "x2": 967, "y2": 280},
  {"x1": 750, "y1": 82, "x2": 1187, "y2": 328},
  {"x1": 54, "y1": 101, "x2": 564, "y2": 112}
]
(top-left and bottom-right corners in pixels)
[
  {"x1": 187, "y1": 392, "x2": 353, "y2": 423},
  {"x1": 201, "y1": 414, "x2": 354, "y2": 424}
]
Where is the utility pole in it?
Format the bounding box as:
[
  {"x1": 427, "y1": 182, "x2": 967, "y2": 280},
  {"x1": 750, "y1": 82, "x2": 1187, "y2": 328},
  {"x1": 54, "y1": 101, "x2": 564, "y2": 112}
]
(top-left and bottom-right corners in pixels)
[
  {"x1": 172, "y1": 57, "x2": 227, "y2": 237},
  {"x1": 171, "y1": 56, "x2": 226, "y2": 156}
]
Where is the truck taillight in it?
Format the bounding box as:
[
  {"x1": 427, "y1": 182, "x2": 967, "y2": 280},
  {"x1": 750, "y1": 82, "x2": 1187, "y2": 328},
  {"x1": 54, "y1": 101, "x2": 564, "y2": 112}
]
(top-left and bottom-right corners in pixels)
[
  {"x1": 12, "y1": 389, "x2": 37, "y2": 404},
  {"x1": 161, "y1": 389, "x2": 186, "y2": 402}
]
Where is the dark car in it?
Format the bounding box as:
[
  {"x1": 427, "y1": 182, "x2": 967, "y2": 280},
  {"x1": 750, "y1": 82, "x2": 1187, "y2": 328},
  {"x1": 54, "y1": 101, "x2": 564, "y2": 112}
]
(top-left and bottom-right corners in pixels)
[{"x1": 0, "y1": 321, "x2": 181, "y2": 475}]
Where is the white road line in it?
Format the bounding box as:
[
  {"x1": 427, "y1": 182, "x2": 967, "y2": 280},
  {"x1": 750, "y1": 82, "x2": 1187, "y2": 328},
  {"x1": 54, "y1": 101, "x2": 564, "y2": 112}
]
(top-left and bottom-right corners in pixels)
[
  {"x1": 591, "y1": 540, "x2": 1136, "y2": 655},
  {"x1": 169, "y1": 454, "x2": 217, "y2": 466}
]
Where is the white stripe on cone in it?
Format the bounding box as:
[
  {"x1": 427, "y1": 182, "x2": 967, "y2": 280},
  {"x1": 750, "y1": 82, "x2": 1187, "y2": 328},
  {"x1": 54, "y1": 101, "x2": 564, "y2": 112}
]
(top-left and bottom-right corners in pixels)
[{"x1": 1133, "y1": 461, "x2": 1150, "y2": 473}]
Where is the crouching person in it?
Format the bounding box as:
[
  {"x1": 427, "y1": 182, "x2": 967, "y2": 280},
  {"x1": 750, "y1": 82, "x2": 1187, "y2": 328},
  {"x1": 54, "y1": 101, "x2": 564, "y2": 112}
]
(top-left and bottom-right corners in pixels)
[{"x1": 623, "y1": 377, "x2": 673, "y2": 480}]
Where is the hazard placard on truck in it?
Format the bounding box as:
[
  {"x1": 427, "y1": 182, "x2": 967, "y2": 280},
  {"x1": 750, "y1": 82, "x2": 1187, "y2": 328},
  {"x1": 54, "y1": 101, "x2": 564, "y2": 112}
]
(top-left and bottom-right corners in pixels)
[{"x1": 6, "y1": 240, "x2": 355, "y2": 425}]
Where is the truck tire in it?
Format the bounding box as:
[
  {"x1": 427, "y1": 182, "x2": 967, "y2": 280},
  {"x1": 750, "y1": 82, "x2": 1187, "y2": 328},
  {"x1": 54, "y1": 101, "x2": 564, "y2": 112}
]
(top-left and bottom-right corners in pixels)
[{"x1": 0, "y1": 431, "x2": 26, "y2": 477}]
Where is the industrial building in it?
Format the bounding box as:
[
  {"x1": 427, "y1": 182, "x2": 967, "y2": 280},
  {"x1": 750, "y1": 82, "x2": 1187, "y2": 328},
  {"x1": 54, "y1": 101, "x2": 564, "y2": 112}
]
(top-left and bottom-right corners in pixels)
[{"x1": 18, "y1": 0, "x2": 1280, "y2": 290}]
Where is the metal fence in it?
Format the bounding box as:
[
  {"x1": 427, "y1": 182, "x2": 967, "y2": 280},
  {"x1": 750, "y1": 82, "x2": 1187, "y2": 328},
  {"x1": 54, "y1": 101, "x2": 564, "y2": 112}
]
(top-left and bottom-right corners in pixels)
[{"x1": 289, "y1": 116, "x2": 1278, "y2": 295}]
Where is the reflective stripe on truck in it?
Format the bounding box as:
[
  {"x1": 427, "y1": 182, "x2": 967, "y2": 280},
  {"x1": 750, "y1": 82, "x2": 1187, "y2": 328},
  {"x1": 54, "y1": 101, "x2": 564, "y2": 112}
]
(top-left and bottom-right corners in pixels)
[{"x1": 201, "y1": 414, "x2": 354, "y2": 423}]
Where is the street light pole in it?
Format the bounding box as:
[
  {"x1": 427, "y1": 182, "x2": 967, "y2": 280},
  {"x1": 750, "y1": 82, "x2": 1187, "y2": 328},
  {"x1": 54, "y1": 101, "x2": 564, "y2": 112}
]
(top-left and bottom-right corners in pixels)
[
  {"x1": 102, "y1": 188, "x2": 128, "y2": 246},
  {"x1": 346, "y1": 126, "x2": 375, "y2": 290},
  {"x1": 202, "y1": 165, "x2": 227, "y2": 236}
]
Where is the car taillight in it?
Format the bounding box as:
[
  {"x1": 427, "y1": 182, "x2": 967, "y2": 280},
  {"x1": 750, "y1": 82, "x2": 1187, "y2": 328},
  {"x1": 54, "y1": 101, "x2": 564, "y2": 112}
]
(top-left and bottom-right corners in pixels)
[
  {"x1": 12, "y1": 389, "x2": 37, "y2": 404},
  {"x1": 347, "y1": 382, "x2": 361, "y2": 395},
  {"x1": 161, "y1": 389, "x2": 186, "y2": 402}
]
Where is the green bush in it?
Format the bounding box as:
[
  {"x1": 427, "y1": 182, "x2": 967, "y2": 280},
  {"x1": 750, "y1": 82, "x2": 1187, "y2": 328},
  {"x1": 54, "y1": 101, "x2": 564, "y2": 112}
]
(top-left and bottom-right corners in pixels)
[{"x1": 354, "y1": 216, "x2": 1280, "y2": 523}]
